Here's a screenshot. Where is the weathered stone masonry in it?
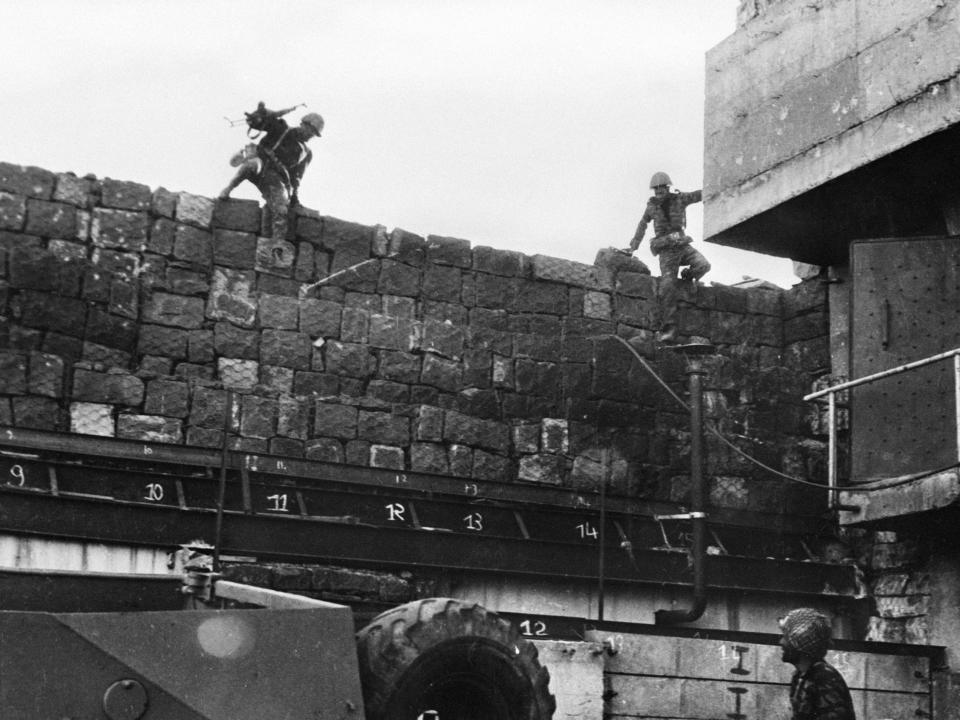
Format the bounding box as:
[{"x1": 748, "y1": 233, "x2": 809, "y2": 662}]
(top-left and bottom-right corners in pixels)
[{"x1": 0, "y1": 160, "x2": 831, "y2": 517}]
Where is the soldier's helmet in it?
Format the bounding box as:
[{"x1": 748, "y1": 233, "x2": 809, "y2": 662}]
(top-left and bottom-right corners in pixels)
[
  {"x1": 649, "y1": 171, "x2": 672, "y2": 188},
  {"x1": 301, "y1": 113, "x2": 325, "y2": 135},
  {"x1": 779, "y1": 608, "x2": 832, "y2": 660}
]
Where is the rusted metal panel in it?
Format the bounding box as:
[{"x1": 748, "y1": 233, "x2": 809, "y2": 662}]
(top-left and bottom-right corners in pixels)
[{"x1": 850, "y1": 237, "x2": 960, "y2": 481}]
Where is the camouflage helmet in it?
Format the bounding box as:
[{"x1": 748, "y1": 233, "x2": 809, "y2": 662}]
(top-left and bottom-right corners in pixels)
[
  {"x1": 779, "y1": 608, "x2": 832, "y2": 659},
  {"x1": 649, "y1": 171, "x2": 672, "y2": 188},
  {"x1": 301, "y1": 113, "x2": 325, "y2": 135}
]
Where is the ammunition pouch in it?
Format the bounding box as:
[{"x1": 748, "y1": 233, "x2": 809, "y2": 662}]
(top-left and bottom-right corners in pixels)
[{"x1": 650, "y1": 231, "x2": 691, "y2": 256}]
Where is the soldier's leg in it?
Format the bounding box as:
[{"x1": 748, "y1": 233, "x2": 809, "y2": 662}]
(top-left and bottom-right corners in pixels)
[
  {"x1": 219, "y1": 161, "x2": 259, "y2": 200},
  {"x1": 658, "y1": 246, "x2": 682, "y2": 340},
  {"x1": 679, "y1": 245, "x2": 711, "y2": 281},
  {"x1": 258, "y1": 172, "x2": 290, "y2": 239}
]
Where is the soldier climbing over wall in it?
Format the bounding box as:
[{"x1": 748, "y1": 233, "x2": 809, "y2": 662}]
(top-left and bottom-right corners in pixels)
[
  {"x1": 621, "y1": 171, "x2": 710, "y2": 343},
  {"x1": 219, "y1": 101, "x2": 324, "y2": 240}
]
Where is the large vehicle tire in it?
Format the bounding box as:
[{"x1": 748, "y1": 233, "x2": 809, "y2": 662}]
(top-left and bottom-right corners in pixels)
[{"x1": 356, "y1": 597, "x2": 556, "y2": 720}]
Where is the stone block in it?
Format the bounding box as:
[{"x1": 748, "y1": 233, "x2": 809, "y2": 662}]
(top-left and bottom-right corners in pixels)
[
  {"x1": 492, "y1": 355, "x2": 514, "y2": 388},
  {"x1": 518, "y1": 454, "x2": 565, "y2": 484},
  {"x1": 256, "y1": 237, "x2": 296, "y2": 276},
  {"x1": 416, "y1": 405, "x2": 444, "y2": 442},
  {"x1": 212, "y1": 321, "x2": 257, "y2": 360},
  {"x1": 144, "y1": 379, "x2": 190, "y2": 417},
  {"x1": 421, "y1": 353, "x2": 463, "y2": 392},
  {"x1": 324, "y1": 340, "x2": 374, "y2": 378},
  {"x1": 258, "y1": 293, "x2": 299, "y2": 330},
  {"x1": 138, "y1": 324, "x2": 188, "y2": 359},
  {"x1": 378, "y1": 259, "x2": 420, "y2": 296},
  {"x1": 218, "y1": 358, "x2": 259, "y2": 391},
  {"x1": 367, "y1": 379, "x2": 410, "y2": 404},
  {"x1": 541, "y1": 418, "x2": 569, "y2": 454},
  {"x1": 425, "y1": 234, "x2": 472, "y2": 267},
  {"x1": 70, "y1": 402, "x2": 114, "y2": 436},
  {"x1": 411, "y1": 442, "x2": 449, "y2": 473},
  {"x1": 213, "y1": 198, "x2": 261, "y2": 232},
  {"x1": 0, "y1": 162, "x2": 55, "y2": 198},
  {"x1": 293, "y1": 371, "x2": 339, "y2": 396},
  {"x1": 150, "y1": 187, "x2": 177, "y2": 218},
  {"x1": 206, "y1": 267, "x2": 257, "y2": 327},
  {"x1": 240, "y1": 395, "x2": 277, "y2": 439},
  {"x1": 531, "y1": 254, "x2": 614, "y2": 292},
  {"x1": 472, "y1": 450, "x2": 512, "y2": 481},
  {"x1": 422, "y1": 263, "x2": 462, "y2": 302},
  {"x1": 0, "y1": 192, "x2": 26, "y2": 231},
  {"x1": 19, "y1": 291, "x2": 87, "y2": 336},
  {"x1": 368, "y1": 314, "x2": 416, "y2": 351},
  {"x1": 295, "y1": 240, "x2": 315, "y2": 281},
  {"x1": 54, "y1": 173, "x2": 97, "y2": 208},
  {"x1": 277, "y1": 396, "x2": 309, "y2": 439},
  {"x1": 86, "y1": 308, "x2": 137, "y2": 351},
  {"x1": 99, "y1": 178, "x2": 152, "y2": 211},
  {"x1": 323, "y1": 216, "x2": 375, "y2": 252},
  {"x1": 300, "y1": 298, "x2": 342, "y2": 338},
  {"x1": 83, "y1": 342, "x2": 131, "y2": 370},
  {"x1": 583, "y1": 291, "x2": 612, "y2": 320},
  {"x1": 176, "y1": 192, "x2": 215, "y2": 229},
  {"x1": 380, "y1": 351, "x2": 422, "y2": 384},
  {"x1": 419, "y1": 319, "x2": 465, "y2": 361},
  {"x1": 251, "y1": 366, "x2": 290, "y2": 397},
  {"x1": 142, "y1": 292, "x2": 205, "y2": 329},
  {"x1": 448, "y1": 444, "x2": 473, "y2": 477},
  {"x1": 784, "y1": 310, "x2": 828, "y2": 344},
  {"x1": 91, "y1": 208, "x2": 149, "y2": 250},
  {"x1": 314, "y1": 402, "x2": 358, "y2": 439},
  {"x1": 472, "y1": 246, "x2": 526, "y2": 276},
  {"x1": 25, "y1": 199, "x2": 76, "y2": 239},
  {"x1": 184, "y1": 427, "x2": 223, "y2": 448},
  {"x1": 475, "y1": 273, "x2": 517, "y2": 309},
  {"x1": 0, "y1": 352, "x2": 27, "y2": 393},
  {"x1": 11, "y1": 397, "x2": 59, "y2": 430},
  {"x1": 370, "y1": 444, "x2": 404, "y2": 469},
  {"x1": 385, "y1": 228, "x2": 425, "y2": 265},
  {"x1": 212, "y1": 229, "x2": 257, "y2": 269},
  {"x1": 117, "y1": 414, "x2": 183, "y2": 443},
  {"x1": 269, "y1": 437, "x2": 303, "y2": 457},
  {"x1": 443, "y1": 410, "x2": 509, "y2": 453},
  {"x1": 515, "y1": 359, "x2": 561, "y2": 397},
  {"x1": 513, "y1": 422, "x2": 539, "y2": 453},
  {"x1": 188, "y1": 386, "x2": 230, "y2": 430},
  {"x1": 173, "y1": 225, "x2": 212, "y2": 266},
  {"x1": 73, "y1": 367, "x2": 145, "y2": 405},
  {"x1": 305, "y1": 437, "x2": 344, "y2": 463},
  {"x1": 110, "y1": 280, "x2": 139, "y2": 319},
  {"x1": 28, "y1": 352, "x2": 64, "y2": 398},
  {"x1": 260, "y1": 329, "x2": 312, "y2": 370},
  {"x1": 358, "y1": 410, "x2": 410, "y2": 445}
]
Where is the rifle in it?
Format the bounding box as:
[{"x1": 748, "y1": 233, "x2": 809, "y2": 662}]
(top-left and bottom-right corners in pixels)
[{"x1": 224, "y1": 101, "x2": 308, "y2": 138}]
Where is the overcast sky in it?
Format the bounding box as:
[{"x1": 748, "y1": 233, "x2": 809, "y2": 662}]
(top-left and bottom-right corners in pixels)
[{"x1": 2, "y1": 1, "x2": 798, "y2": 288}]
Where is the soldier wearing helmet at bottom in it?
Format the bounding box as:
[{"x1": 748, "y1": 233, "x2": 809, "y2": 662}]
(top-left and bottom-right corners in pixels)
[
  {"x1": 622, "y1": 171, "x2": 710, "y2": 343},
  {"x1": 220, "y1": 104, "x2": 324, "y2": 241},
  {"x1": 779, "y1": 608, "x2": 856, "y2": 720}
]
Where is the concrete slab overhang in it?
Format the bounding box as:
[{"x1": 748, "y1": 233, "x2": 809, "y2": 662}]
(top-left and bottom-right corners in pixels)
[
  {"x1": 838, "y1": 467, "x2": 960, "y2": 528},
  {"x1": 703, "y1": 0, "x2": 960, "y2": 265}
]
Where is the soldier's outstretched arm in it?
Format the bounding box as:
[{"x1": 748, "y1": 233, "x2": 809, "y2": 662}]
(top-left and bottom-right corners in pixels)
[{"x1": 679, "y1": 189, "x2": 703, "y2": 206}]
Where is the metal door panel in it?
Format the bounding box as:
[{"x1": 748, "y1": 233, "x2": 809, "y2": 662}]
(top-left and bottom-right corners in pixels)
[{"x1": 851, "y1": 236, "x2": 960, "y2": 481}]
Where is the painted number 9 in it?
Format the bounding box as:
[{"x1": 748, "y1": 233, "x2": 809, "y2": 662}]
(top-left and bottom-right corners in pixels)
[{"x1": 7, "y1": 464, "x2": 25, "y2": 487}]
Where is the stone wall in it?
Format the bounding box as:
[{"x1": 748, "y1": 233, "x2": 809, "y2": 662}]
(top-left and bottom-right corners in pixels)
[{"x1": 0, "y1": 160, "x2": 831, "y2": 515}]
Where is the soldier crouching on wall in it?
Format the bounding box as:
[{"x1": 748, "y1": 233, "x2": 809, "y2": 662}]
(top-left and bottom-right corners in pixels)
[
  {"x1": 219, "y1": 102, "x2": 324, "y2": 240},
  {"x1": 621, "y1": 171, "x2": 710, "y2": 343}
]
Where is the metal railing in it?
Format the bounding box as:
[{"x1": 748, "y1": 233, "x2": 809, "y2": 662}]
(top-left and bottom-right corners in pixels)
[{"x1": 803, "y1": 347, "x2": 960, "y2": 508}]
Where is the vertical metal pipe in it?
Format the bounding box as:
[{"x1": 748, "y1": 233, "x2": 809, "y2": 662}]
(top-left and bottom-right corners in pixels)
[
  {"x1": 955, "y1": 355, "x2": 960, "y2": 465},
  {"x1": 213, "y1": 390, "x2": 232, "y2": 573},
  {"x1": 598, "y1": 449, "x2": 607, "y2": 622},
  {"x1": 655, "y1": 351, "x2": 709, "y2": 624},
  {"x1": 828, "y1": 391, "x2": 837, "y2": 511}
]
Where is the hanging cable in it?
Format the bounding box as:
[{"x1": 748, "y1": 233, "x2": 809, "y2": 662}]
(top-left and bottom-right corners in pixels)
[{"x1": 606, "y1": 335, "x2": 957, "y2": 493}]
